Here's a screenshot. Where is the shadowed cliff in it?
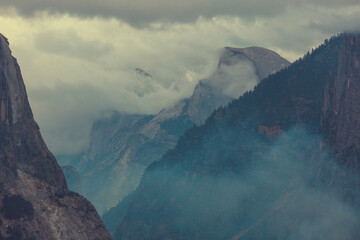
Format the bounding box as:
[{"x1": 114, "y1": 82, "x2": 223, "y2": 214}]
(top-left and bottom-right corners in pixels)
[{"x1": 0, "y1": 34, "x2": 111, "y2": 240}]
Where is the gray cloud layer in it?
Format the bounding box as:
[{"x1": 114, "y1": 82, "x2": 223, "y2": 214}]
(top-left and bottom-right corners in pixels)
[
  {"x1": 35, "y1": 30, "x2": 114, "y2": 61},
  {"x1": 1, "y1": 0, "x2": 360, "y2": 27},
  {"x1": 1, "y1": 0, "x2": 360, "y2": 154}
]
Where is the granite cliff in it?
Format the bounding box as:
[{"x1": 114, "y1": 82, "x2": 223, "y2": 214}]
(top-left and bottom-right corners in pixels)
[{"x1": 0, "y1": 34, "x2": 111, "y2": 240}]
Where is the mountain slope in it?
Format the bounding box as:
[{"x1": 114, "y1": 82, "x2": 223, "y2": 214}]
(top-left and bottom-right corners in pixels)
[
  {"x1": 114, "y1": 33, "x2": 360, "y2": 240},
  {"x1": 0, "y1": 34, "x2": 111, "y2": 240},
  {"x1": 101, "y1": 48, "x2": 289, "y2": 233},
  {"x1": 187, "y1": 46, "x2": 290, "y2": 125},
  {"x1": 64, "y1": 46, "x2": 289, "y2": 215}
]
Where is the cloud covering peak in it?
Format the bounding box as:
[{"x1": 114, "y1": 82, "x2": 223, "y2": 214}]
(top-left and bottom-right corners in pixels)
[{"x1": 1, "y1": 0, "x2": 360, "y2": 154}]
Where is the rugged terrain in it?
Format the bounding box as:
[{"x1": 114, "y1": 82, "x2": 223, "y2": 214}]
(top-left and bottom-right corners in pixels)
[
  {"x1": 0, "y1": 34, "x2": 111, "y2": 240},
  {"x1": 63, "y1": 47, "x2": 289, "y2": 215},
  {"x1": 112, "y1": 34, "x2": 360, "y2": 239}
]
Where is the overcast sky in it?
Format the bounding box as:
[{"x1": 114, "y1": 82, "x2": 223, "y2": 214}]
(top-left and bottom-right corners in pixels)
[{"x1": 0, "y1": 1, "x2": 359, "y2": 154}]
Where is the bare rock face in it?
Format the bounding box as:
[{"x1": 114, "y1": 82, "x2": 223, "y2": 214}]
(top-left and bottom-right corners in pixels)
[
  {"x1": 185, "y1": 81, "x2": 232, "y2": 125},
  {"x1": 186, "y1": 47, "x2": 290, "y2": 125},
  {"x1": 322, "y1": 35, "x2": 360, "y2": 170},
  {"x1": 0, "y1": 34, "x2": 111, "y2": 240},
  {"x1": 0, "y1": 35, "x2": 32, "y2": 126},
  {"x1": 222, "y1": 46, "x2": 290, "y2": 79},
  {"x1": 74, "y1": 112, "x2": 166, "y2": 215}
]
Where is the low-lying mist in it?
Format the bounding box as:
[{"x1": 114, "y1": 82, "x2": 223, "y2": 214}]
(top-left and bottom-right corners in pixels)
[{"x1": 117, "y1": 127, "x2": 360, "y2": 239}]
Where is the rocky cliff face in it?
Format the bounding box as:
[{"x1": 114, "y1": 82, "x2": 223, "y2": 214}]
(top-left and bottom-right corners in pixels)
[
  {"x1": 113, "y1": 33, "x2": 360, "y2": 240},
  {"x1": 222, "y1": 46, "x2": 289, "y2": 79},
  {"x1": 0, "y1": 34, "x2": 111, "y2": 240},
  {"x1": 322, "y1": 35, "x2": 360, "y2": 170},
  {"x1": 72, "y1": 112, "x2": 165, "y2": 215},
  {"x1": 186, "y1": 46, "x2": 290, "y2": 124}
]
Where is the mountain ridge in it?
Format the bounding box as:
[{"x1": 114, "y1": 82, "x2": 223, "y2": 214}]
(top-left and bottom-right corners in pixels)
[
  {"x1": 60, "y1": 45, "x2": 289, "y2": 215},
  {"x1": 99, "y1": 47, "x2": 289, "y2": 234},
  {"x1": 113, "y1": 33, "x2": 360, "y2": 239}
]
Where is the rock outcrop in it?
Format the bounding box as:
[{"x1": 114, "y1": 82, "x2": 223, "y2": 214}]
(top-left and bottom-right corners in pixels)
[
  {"x1": 222, "y1": 46, "x2": 289, "y2": 79},
  {"x1": 321, "y1": 35, "x2": 360, "y2": 170},
  {"x1": 0, "y1": 34, "x2": 111, "y2": 240},
  {"x1": 186, "y1": 46, "x2": 290, "y2": 124}
]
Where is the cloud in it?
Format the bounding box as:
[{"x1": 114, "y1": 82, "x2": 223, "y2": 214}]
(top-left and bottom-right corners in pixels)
[
  {"x1": 34, "y1": 30, "x2": 114, "y2": 61},
  {"x1": 1, "y1": 0, "x2": 360, "y2": 28},
  {"x1": 307, "y1": 6, "x2": 360, "y2": 34},
  {"x1": 0, "y1": 1, "x2": 359, "y2": 154},
  {"x1": 0, "y1": 16, "x2": 228, "y2": 154},
  {"x1": 0, "y1": 0, "x2": 290, "y2": 27},
  {"x1": 206, "y1": 59, "x2": 259, "y2": 98},
  {"x1": 132, "y1": 128, "x2": 360, "y2": 239}
]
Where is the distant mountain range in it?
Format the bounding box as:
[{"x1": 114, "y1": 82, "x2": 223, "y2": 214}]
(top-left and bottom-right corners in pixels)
[
  {"x1": 58, "y1": 46, "x2": 290, "y2": 215},
  {"x1": 107, "y1": 33, "x2": 360, "y2": 239},
  {"x1": 0, "y1": 34, "x2": 111, "y2": 239}
]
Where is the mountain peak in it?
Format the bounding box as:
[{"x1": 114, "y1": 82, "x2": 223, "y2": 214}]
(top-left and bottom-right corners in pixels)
[
  {"x1": 220, "y1": 46, "x2": 290, "y2": 79},
  {"x1": 185, "y1": 46, "x2": 290, "y2": 125},
  {"x1": 0, "y1": 33, "x2": 9, "y2": 45},
  {"x1": 225, "y1": 46, "x2": 281, "y2": 55}
]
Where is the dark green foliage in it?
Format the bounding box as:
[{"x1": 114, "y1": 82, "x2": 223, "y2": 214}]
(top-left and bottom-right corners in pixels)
[
  {"x1": 160, "y1": 115, "x2": 194, "y2": 138},
  {"x1": 5, "y1": 226, "x2": 23, "y2": 240},
  {"x1": 102, "y1": 192, "x2": 135, "y2": 237}
]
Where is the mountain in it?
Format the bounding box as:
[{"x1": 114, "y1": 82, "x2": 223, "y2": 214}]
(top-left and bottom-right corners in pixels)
[
  {"x1": 61, "y1": 46, "x2": 289, "y2": 215},
  {"x1": 186, "y1": 46, "x2": 290, "y2": 124},
  {"x1": 112, "y1": 33, "x2": 360, "y2": 240},
  {"x1": 222, "y1": 46, "x2": 290, "y2": 79},
  {"x1": 0, "y1": 34, "x2": 111, "y2": 240}
]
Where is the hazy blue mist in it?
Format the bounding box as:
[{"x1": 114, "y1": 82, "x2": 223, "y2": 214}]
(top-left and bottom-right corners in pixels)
[{"x1": 115, "y1": 127, "x2": 360, "y2": 239}]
